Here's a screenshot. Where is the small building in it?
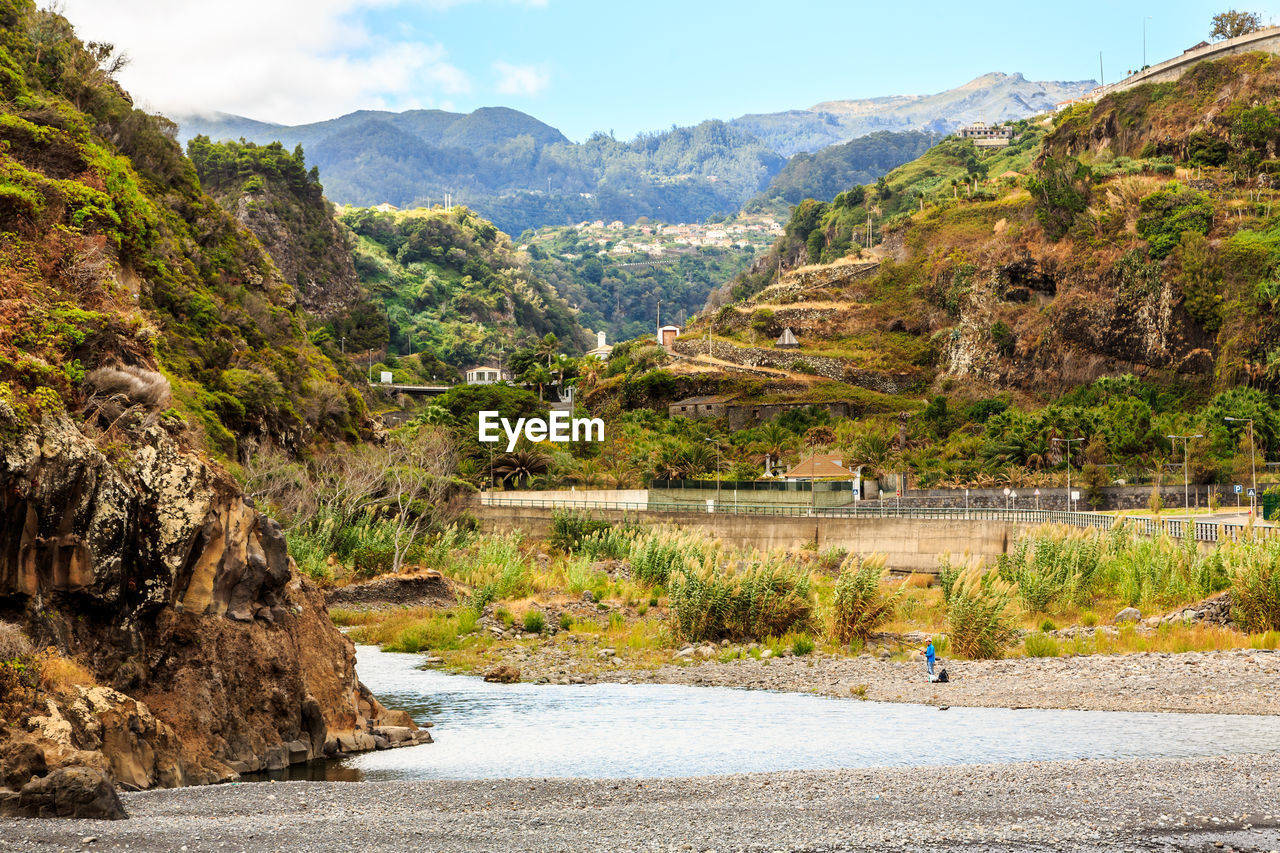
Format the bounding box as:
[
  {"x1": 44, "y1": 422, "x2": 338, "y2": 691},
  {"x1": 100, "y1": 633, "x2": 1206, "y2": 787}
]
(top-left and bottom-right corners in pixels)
[
  {"x1": 669, "y1": 394, "x2": 731, "y2": 420},
  {"x1": 585, "y1": 330, "x2": 613, "y2": 360},
  {"x1": 658, "y1": 324, "x2": 681, "y2": 349},
  {"x1": 956, "y1": 121, "x2": 1013, "y2": 148},
  {"x1": 776, "y1": 327, "x2": 799, "y2": 348},
  {"x1": 464, "y1": 364, "x2": 511, "y2": 385},
  {"x1": 784, "y1": 453, "x2": 855, "y2": 481}
]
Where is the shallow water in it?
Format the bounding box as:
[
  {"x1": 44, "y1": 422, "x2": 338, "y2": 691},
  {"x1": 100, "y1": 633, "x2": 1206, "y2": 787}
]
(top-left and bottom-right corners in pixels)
[{"x1": 295, "y1": 645, "x2": 1280, "y2": 781}]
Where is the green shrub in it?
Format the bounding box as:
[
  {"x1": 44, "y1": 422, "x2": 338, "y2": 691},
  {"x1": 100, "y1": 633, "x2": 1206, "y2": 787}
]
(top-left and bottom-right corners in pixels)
[
  {"x1": 668, "y1": 553, "x2": 812, "y2": 642},
  {"x1": 936, "y1": 555, "x2": 963, "y2": 603},
  {"x1": 1081, "y1": 610, "x2": 1100, "y2": 627},
  {"x1": 791, "y1": 634, "x2": 816, "y2": 656},
  {"x1": 550, "y1": 510, "x2": 613, "y2": 552},
  {"x1": 997, "y1": 527, "x2": 1104, "y2": 612},
  {"x1": 946, "y1": 566, "x2": 1021, "y2": 659},
  {"x1": 629, "y1": 527, "x2": 715, "y2": 587},
  {"x1": 1229, "y1": 541, "x2": 1280, "y2": 632},
  {"x1": 522, "y1": 611, "x2": 546, "y2": 633},
  {"x1": 829, "y1": 554, "x2": 900, "y2": 643},
  {"x1": 558, "y1": 613, "x2": 573, "y2": 631},
  {"x1": 1024, "y1": 632, "x2": 1061, "y2": 658}
]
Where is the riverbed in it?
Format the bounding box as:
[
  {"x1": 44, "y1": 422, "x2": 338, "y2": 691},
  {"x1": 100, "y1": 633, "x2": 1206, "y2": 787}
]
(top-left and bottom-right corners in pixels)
[{"x1": 338, "y1": 645, "x2": 1280, "y2": 781}]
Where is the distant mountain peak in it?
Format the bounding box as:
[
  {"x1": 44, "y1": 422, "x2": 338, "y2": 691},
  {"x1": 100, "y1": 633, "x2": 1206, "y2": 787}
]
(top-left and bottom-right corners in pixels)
[{"x1": 737, "y1": 72, "x2": 1097, "y2": 156}]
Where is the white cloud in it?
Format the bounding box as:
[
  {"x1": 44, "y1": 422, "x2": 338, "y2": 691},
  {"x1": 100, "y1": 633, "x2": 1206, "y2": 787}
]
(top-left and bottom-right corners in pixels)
[
  {"x1": 54, "y1": 0, "x2": 471, "y2": 123},
  {"x1": 493, "y1": 61, "x2": 549, "y2": 96}
]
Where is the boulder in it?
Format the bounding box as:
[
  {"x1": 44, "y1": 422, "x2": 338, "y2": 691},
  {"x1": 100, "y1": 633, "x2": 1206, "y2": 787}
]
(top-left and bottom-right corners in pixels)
[
  {"x1": 1115, "y1": 607, "x2": 1142, "y2": 623},
  {"x1": 0, "y1": 767, "x2": 127, "y2": 820},
  {"x1": 0, "y1": 740, "x2": 47, "y2": 790},
  {"x1": 483, "y1": 665, "x2": 520, "y2": 684}
]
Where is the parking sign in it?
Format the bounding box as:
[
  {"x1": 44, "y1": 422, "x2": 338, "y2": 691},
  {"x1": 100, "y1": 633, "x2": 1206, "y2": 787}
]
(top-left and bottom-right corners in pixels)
[{"x1": 1234, "y1": 484, "x2": 1243, "y2": 494}]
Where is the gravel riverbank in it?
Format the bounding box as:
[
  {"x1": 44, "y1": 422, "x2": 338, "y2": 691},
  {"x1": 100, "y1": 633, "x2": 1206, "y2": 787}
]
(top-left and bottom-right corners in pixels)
[
  {"x1": 501, "y1": 647, "x2": 1280, "y2": 716},
  {"x1": 8, "y1": 753, "x2": 1280, "y2": 852}
]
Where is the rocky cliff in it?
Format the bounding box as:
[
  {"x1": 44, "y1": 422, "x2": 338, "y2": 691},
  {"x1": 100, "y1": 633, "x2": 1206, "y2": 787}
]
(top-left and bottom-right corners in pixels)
[
  {"x1": 0, "y1": 408, "x2": 426, "y2": 797},
  {"x1": 188, "y1": 137, "x2": 364, "y2": 322},
  {"x1": 0, "y1": 0, "x2": 424, "y2": 814}
]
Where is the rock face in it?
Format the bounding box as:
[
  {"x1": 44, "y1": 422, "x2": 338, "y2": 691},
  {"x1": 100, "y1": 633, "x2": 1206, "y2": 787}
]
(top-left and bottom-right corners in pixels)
[
  {"x1": 0, "y1": 766, "x2": 127, "y2": 820},
  {"x1": 0, "y1": 414, "x2": 420, "y2": 793}
]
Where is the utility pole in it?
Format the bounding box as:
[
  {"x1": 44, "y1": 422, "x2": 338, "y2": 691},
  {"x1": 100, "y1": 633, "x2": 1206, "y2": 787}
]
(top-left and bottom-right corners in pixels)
[
  {"x1": 1167, "y1": 433, "x2": 1204, "y2": 519},
  {"x1": 1052, "y1": 437, "x2": 1085, "y2": 512},
  {"x1": 1099, "y1": 51, "x2": 1105, "y2": 87},
  {"x1": 1225, "y1": 417, "x2": 1258, "y2": 516},
  {"x1": 705, "y1": 438, "x2": 721, "y2": 509},
  {"x1": 1143, "y1": 16, "x2": 1152, "y2": 70}
]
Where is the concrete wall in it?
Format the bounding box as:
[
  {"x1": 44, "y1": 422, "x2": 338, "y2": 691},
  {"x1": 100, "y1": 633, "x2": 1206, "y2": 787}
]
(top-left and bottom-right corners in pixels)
[
  {"x1": 1090, "y1": 26, "x2": 1280, "y2": 99},
  {"x1": 474, "y1": 504, "x2": 1034, "y2": 574},
  {"x1": 481, "y1": 489, "x2": 647, "y2": 506}
]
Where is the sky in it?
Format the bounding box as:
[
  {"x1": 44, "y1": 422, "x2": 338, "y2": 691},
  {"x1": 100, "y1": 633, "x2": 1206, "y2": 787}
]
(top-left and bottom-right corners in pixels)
[{"x1": 57, "y1": 0, "x2": 1280, "y2": 142}]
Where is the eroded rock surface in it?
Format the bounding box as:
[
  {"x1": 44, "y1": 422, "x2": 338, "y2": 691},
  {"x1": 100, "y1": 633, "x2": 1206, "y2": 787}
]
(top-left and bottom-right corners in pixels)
[{"x1": 0, "y1": 414, "x2": 422, "y2": 802}]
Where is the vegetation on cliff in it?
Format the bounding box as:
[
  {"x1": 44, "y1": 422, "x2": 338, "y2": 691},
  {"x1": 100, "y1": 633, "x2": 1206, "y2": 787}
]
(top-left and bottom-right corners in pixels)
[
  {"x1": 339, "y1": 205, "x2": 588, "y2": 381},
  {"x1": 188, "y1": 136, "x2": 364, "y2": 323},
  {"x1": 0, "y1": 0, "x2": 361, "y2": 459}
]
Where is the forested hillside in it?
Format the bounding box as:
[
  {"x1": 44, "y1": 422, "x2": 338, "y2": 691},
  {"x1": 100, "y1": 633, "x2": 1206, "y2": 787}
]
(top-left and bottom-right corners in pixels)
[
  {"x1": 339, "y1": 206, "x2": 589, "y2": 380},
  {"x1": 638, "y1": 52, "x2": 1280, "y2": 491},
  {"x1": 179, "y1": 109, "x2": 784, "y2": 235},
  {"x1": 0, "y1": 8, "x2": 362, "y2": 459},
  {"x1": 752, "y1": 130, "x2": 946, "y2": 206},
  {"x1": 175, "y1": 74, "x2": 1087, "y2": 235},
  {"x1": 188, "y1": 136, "x2": 363, "y2": 322}
]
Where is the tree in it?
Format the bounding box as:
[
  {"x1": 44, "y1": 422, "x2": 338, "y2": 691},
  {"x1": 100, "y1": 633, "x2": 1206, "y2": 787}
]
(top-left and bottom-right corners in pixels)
[
  {"x1": 1027, "y1": 156, "x2": 1093, "y2": 240},
  {"x1": 492, "y1": 448, "x2": 552, "y2": 488},
  {"x1": 1211, "y1": 10, "x2": 1262, "y2": 40},
  {"x1": 386, "y1": 428, "x2": 459, "y2": 573}
]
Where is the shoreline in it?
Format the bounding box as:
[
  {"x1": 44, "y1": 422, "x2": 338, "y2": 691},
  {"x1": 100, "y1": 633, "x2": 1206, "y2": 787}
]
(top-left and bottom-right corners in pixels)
[
  {"x1": 8, "y1": 753, "x2": 1280, "y2": 851},
  {"x1": 470, "y1": 644, "x2": 1280, "y2": 716}
]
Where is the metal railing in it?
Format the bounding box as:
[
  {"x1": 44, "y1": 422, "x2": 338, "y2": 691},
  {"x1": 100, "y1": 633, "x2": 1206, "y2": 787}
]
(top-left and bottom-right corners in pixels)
[{"x1": 476, "y1": 496, "x2": 1275, "y2": 543}]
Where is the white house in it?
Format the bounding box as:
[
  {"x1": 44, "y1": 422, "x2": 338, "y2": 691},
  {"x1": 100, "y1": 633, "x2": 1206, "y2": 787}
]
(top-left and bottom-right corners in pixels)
[
  {"x1": 465, "y1": 364, "x2": 512, "y2": 385},
  {"x1": 585, "y1": 330, "x2": 614, "y2": 359}
]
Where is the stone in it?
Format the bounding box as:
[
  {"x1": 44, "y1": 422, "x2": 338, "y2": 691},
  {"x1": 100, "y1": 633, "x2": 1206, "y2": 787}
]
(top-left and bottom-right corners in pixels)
[
  {"x1": 0, "y1": 740, "x2": 47, "y2": 790},
  {"x1": 597, "y1": 648, "x2": 616, "y2": 658},
  {"x1": 483, "y1": 665, "x2": 520, "y2": 684},
  {"x1": 373, "y1": 726, "x2": 415, "y2": 744},
  {"x1": 1115, "y1": 607, "x2": 1142, "y2": 623},
  {"x1": 0, "y1": 767, "x2": 127, "y2": 820},
  {"x1": 760, "y1": 649, "x2": 774, "y2": 659}
]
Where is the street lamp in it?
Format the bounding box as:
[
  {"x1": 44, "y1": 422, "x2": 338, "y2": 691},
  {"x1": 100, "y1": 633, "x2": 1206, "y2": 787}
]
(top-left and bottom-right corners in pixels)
[
  {"x1": 1143, "y1": 15, "x2": 1152, "y2": 69},
  {"x1": 1224, "y1": 417, "x2": 1258, "y2": 517},
  {"x1": 1052, "y1": 437, "x2": 1085, "y2": 512},
  {"x1": 1167, "y1": 433, "x2": 1204, "y2": 518}
]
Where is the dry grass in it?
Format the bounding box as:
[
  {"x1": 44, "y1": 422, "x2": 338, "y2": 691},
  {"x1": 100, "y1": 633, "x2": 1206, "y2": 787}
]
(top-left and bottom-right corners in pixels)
[
  {"x1": 0, "y1": 622, "x2": 33, "y2": 661},
  {"x1": 36, "y1": 650, "x2": 95, "y2": 693}
]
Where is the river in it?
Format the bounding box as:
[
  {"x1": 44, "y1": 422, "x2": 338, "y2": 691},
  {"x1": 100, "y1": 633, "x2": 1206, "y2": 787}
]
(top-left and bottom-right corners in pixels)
[{"x1": 290, "y1": 645, "x2": 1280, "y2": 782}]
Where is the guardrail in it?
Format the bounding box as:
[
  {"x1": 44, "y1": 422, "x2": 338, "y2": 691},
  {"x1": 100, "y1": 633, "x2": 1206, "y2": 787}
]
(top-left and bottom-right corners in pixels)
[{"x1": 476, "y1": 496, "x2": 1275, "y2": 543}]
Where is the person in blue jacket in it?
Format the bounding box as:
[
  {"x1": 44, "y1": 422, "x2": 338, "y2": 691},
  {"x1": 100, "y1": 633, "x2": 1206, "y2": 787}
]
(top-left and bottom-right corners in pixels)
[{"x1": 924, "y1": 639, "x2": 936, "y2": 680}]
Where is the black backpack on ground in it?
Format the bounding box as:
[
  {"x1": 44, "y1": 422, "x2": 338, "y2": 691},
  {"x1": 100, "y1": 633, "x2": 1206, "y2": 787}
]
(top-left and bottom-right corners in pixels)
[{"x1": 936, "y1": 668, "x2": 949, "y2": 683}]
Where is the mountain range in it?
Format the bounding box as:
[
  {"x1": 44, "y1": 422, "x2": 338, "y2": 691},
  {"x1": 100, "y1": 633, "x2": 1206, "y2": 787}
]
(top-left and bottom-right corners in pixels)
[
  {"x1": 730, "y1": 72, "x2": 1096, "y2": 156},
  {"x1": 174, "y1": 72, "x2": 1096, "y2": 234}
]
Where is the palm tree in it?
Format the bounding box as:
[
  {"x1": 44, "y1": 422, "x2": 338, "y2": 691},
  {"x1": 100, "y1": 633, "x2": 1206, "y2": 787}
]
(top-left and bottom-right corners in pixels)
[
  {"x1": 492, "y1": 449, "x2": 552, "y2": 488},
  {"x1": 752, "y1": 422, "x2": 793, "y2": 475},
  {"x1": 575, "y1": 457, "x2": 601, "y2": 488}
]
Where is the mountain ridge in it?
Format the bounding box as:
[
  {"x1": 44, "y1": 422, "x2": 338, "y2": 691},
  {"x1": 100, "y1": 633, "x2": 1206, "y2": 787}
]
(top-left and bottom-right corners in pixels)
[{"x1": 170, "y1": 72, "x2": 1092, "y2": 233}]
